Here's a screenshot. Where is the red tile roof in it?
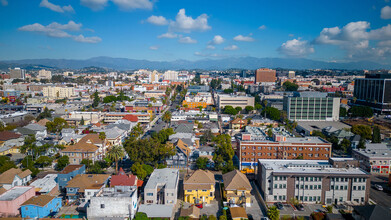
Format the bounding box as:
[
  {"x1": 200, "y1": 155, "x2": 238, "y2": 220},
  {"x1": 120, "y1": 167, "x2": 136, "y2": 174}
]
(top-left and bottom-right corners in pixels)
[
  {"x1": 122, "y1": 115, "x2": 138, "y2": 122},
  {"x1": 110, "y1": 168, "x2": 143, "y2": 187},
  {"x1": 0, "y1": 131, "x2": 21, "y2": 141}
]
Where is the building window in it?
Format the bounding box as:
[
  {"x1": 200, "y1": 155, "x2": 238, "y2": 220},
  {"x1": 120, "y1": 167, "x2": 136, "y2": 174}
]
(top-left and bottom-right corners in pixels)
[
  {"x1": 101, "y1": 204, "x2": 105, "y2": 208},
  {"x1": 147, "y1": 193, "x2": 154, "y2": 196}
]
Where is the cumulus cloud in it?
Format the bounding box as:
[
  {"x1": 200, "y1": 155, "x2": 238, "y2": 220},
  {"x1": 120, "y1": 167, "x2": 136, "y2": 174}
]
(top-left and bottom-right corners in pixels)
[
  {"x1": 169, "y1": 9, "x2": 211, "y2": 33},
  {"x1": 206, "y1": 45, "x2": 215, "y2": 50},
  {"x1": 111, "y1": 0, "x2": 153, "y2": 10},
  {"x1": 147, "y1": 15, "x2": 168, "y2": 26},
  {"x1": 1, "y1": 0, "x2": 8, "y2": 6},
  {"x1": 279, "y1": 38, "x2": 314, "y2": 57},
  {"x1": 258, "y1": 25, "x2": 266, "y2": 30},
  {"x1": 178, "y1": 36, "x2": 197, "y2": 44},
  {"x1": 381, "y1": 6, "x2": 391, "y2": 19},
  {"x1": 224, "y1": 45, "x2": 239, "y2": 50},
  {"x1": 157, "y1": 32, "x2": 178, "y2": 39},
  {"x1": 149, "y1": 45, "x2": 159, "y2": 50},
  {"x1": 209, "y1": 35, "x2": 224, "y2": 45},
  {"x1": 40, "y1": 0, "x2": 74, "y2": 13},
  {"x1": 81, "y1": 0, "x2": 108, "y2": 11},
  {"x1": 233, "y1": 34, "x2": 255, "y2": 42},
  {"x1": 18, "y1": 21, "x2": 101, "y2": 43}
]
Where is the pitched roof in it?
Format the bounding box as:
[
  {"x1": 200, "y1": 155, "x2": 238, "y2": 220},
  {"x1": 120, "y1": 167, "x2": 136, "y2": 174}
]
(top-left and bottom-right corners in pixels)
[
  {"x1": 180, "y1": 206, "x2": 200, "y2": 218},
  {"x1": 184, "y1": 170, "x2": 215, "y2": 190},
  {"x1": 79, "y1": 133, "x2": 104, "y2": 145},
  {"x1": 21, "y1": 195, "x2": 56, "y2": 207},
  {"x1": 110, "y1": 168, "x2": 140, "y2": 187},
  {"x1": 229, "y1": 207, "x2": 248, "y2": 219},
  {"x1": 123, "y1": 115, "x2": 138, "y2": 122},
  {"x1": 176, "y1": 139, "x2": 191, "y2": 157},
  {"x1": 0, "y1": 131, "x2": 21, "y2": 141},
  {"x1": 36, "y1": 119, "x2": 50, "y2": 127},
  {"x1": 62, "y1": 142, "x2": 99, "y2": 153},
  {"x1": 0, "y1": 168, "x2": 31, "y2": 184},
  {"x1": 223, "y1": 170, "x2": 252, "y2": 191},
  {"x1": 0, "y1": 186, "x2": 7, "y2": 195},
  {"x1": 231, "y1": 118, "x2": 247, "y2": 124},
  {"x1": 66, "y1": 174, "x2": 110, "y2": 192},
  {"x1": 59, "y1": 164, "x2": 84, "y2": 174}
]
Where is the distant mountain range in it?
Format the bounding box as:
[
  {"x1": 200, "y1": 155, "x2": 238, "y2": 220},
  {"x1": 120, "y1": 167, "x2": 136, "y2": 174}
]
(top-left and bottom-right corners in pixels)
[{"x1": 1, "y1": 56, "x2": 390, "y2": 70}]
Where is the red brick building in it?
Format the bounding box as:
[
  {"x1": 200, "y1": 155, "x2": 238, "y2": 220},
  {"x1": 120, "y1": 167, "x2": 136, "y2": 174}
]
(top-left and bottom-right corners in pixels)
[{"x1": 255, "y1": 68, "x2": 276, "y2": 83}]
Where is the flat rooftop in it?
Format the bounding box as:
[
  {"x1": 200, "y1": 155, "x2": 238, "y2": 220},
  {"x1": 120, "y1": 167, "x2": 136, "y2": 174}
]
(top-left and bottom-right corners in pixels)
[
  {"x1": 30, "y1": 174, "x2": 57, "y2": 193},
  {"x1": 258, "y1": 159, "x2": 368, "y2": 176},
  {"x1": 353, "y1": 143, "x2": 391, "y2": 158},
  {"x1": 297, "y1": 121, "x2": 351, "y2": 133},
  {"x1": 138, "y1": 204, "x2": 174, "y2": 218},
  {"x1": 144, "y1": 168, "x2": 179, "y2": 190},
  {"x1": 0, "y1": 186, "x2": 33, "y2": 201}
]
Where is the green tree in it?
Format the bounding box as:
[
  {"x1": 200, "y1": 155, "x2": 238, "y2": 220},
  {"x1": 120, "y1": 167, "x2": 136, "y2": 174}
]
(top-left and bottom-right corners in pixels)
[
  {"x1": 340, "y1": 138, "x2": 351, "y2": 153},
  {"x1": 339, "y1": 107, "x2": 347, "y2": 117},
  {"x1": 35, "y1": 156, "x2": 53, "y2": 168},
  {"x1": 263, "y1": 107, "x2": 280, "y2": 121},
  {"x1": 358, "y1": 138, "x2": 366, "y2": 149},
  {"x1": 372, "y1": 126, "x2": 381, "y2": 143},
  {"x1": 208, "y1": 215, "x2": 216, "y2": 220},
  {"x1": 223, "y1": 106, "x2": 237, "y2": 115},
  {"x1": 223, "y1": 89, "x2": 234, "y2": 94},
  {"x1": 80, "y1": 117, "x2": 85, "y2": 126},
  {"x1": 213, "y1": 134, "x2": 235, "y2": 173},
  {"x1": 131, "y1": 162, "x2": 148, "y2": 180},
  {"x1": 92, "y1": 90, "x2": 100, "y2": 108},
  {"x1": 245, "y1": 105, "x2": 254, "y2": 113},
  {"x1": 196, "y1": 157, "x2": 209, "y2": 169},
  {"x1": 351, "y1": 125, "x2": 372, "y2": 140},
  {"x1": 348, "y1": 106, "x2": 373, "y2": 118},
  {"x1": 56, "y1": 155, "x2": 70, "y2": 171},
  {"x1": 282, "y1": 81, "x2": 299, "y2": 91},
  {"x1": 103, "y1": 95, "x2": 117, "y2": 103},
  {"x1": 46, "y1": 118, "x2": 69, "y2": 133},
  {"x1": 267, "y1": 206, "x2": 280, "y2": 220},
  {"x1": 162, "y1": 111, "x2": 172, "y2": 123},
  {"x1": 134, "y1": 212, "x2": 148, "y2": 220},
  {"x1": 107, "y1": 145, "x2": 125, "y2": 173},
  {"x1": 235, "y1": 106, "x2": 242, "y2": 113},
  {"x1": 0, "y1": 156, "x2": 16, "y2": 173},
  {"x1": 99, "y1": 132, "x2": 106, "y2": 140},
  {"x1": 36, "y1": 107, "x2": 52, "y2": 121}
]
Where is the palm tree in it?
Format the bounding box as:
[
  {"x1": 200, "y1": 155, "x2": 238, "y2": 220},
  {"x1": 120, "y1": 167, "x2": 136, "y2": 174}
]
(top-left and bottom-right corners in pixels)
[{"x1": 107, "y1": 145, "x2": 125, "y2": 173}]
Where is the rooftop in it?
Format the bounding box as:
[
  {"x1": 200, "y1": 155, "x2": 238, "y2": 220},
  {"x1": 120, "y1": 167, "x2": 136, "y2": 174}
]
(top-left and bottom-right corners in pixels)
[
  {"x1": 353, "y1": 143, "x2": 391, "y2": 158},
  {"x1": 144, "y1": 168, "x2": 179, "y2": 190},
  {"x1": 21, "y1": 195, "x2": 56, "y2": 207},
  {"x1": 30, "y1": 174, "x2": 58, "y2": 193},
  {"x1": 138, "y1": 204, "x2": 174, "y2": 218},
  {"x1": 0, "y1": 186, "x2": 33, "y2": 201},
  {"x1": 59, "y1": 164, "x2": 84, "y2": 174}
]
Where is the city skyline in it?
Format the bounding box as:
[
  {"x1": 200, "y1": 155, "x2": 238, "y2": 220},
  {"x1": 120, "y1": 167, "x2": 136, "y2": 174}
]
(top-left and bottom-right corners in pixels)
[{"x1": 1, "y1": 0, "x2": 391, "y2": 64}]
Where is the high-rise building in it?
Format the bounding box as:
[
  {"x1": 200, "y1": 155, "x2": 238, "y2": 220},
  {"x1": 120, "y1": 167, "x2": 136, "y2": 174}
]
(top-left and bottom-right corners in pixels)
[
  {"x1": 255, "y1": 68, "x2": 276, "y2": 83},
  {"x1": 163, "y1": 70, "x2": 178, "y2": 81},
  {"x1": 9, "y1": 68, "x2": 25, "y2": 79},
  {"x1": 283, "y1": 92, "x2": 340, "y2": 121},
  {"x1": 288, "y1": 71, "x2": 295, "y2": 78},
  {"x1": 37, "y1": 69, "x2": 52, "y2": 80},
  {"x1": 354, "y1": 73, "x2": 391, "y2": 114},
  {"x1": 150, "y1": 70, "x2": 158, "y2": 83}
]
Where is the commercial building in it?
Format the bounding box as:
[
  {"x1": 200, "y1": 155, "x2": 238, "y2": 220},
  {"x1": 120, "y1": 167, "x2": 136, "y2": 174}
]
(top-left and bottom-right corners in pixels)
[
  {"x1": 9, "y1": 68, "x2": 25, "y2": 79},
  {"x1": 283, "y1": 93, "x2": 340, "y2": 121},
  {"x1": 238, "y1": 126, "x2": 332, "y2": 169},
  {"x1": 42, "y1": 86, "x2": 75, "y2": 98},
  {"x1": 0, "y1": 186, "x2": 35, "y2": 217},
  {"x1": 257, "y1": 159, "x2": 370, "y2": 205},
  {"x1": 182, "y1": 92, "x2": 213, "y2": 108},
  {"x1": 352, "y1": 143, "x2": 391, "y2": 175},
  {"x1": 354, "y1": 73, "x2": 391, "y2": 114},
  {"x1": 144, "y1": 168, "x2": 179, "y2": 205},
  {"x1": 37, "y1": 69, "x2": 52, "y2": 80},
  {"x1": 163, "y1": 70, "x2": 179, "y2": 81},
  {"x1": 87, "y1": 186, "x2": 138, "y2": 220},
  {"x1": 20, "y1": 195, "x2": 62, "y2": 218},
  {"x1": 255, "y1": 68, "x2": 276, "y2": 83},
  {"x1": 217, "y1": 94, "x2": 255, "y2": 110}
]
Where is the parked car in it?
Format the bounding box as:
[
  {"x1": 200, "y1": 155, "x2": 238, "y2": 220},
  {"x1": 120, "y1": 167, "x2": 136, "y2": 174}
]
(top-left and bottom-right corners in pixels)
[
  {"x1": 375, "y1": 184, "x2": 383, "y2": 191},
  {"x1": 274, "y1": 202, "x2": 284, "y2": 210},
  {"x1": 296, "y1": 204, "x2": 304, "y2": 211}
]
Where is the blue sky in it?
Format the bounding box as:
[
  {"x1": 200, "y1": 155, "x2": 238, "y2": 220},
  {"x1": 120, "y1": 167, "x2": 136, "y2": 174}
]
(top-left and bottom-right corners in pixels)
[{"x1": 1, "y1": 0, "x2": 391, "y2": 63}]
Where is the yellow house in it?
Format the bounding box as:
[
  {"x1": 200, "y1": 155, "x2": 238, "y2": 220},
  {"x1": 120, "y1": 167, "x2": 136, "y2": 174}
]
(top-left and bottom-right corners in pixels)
[
  {"x1": 223, "y1": 170, "x2": 252, "y2": 207},
  {"x1": 184, "y1": 170, "x2": 215, "y2": 204}
]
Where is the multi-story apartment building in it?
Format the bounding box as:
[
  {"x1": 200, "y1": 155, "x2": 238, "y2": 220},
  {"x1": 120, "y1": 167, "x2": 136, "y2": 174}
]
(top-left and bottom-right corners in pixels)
[
  {"x1": 257, "y1": 159, "x2": 370, "y2": 205},
  {"x1": 354, "y1": 73, "x2": 391, "y2": 114},
  {"x1": 238, "y1": 127, "x2": 332, "y2": 169},
  {"x1": 182, "y1": 92, "x2": 213, "y2": 108},
  {"x1": 144, "y1": 168, "x2": 179, "y2": 205},
  {"x1": 125, "y1": 100, "x2": 164, "y2": 113},
  {"x1": 283, "y1": 92, "x2": 340, "y2": 121},
  {"x1": 37, "y1": 69, "x2": 52, "y2": 79},
  {"x1": 104, "y1": 112, "x2": 150, "y2": 123},
  {"x1": 217, "y1": 94, "x2": 255, "y2": 110},
  {"x1": 352, "y1": 143, "x2": 391, "y2": 175},
  {"x1": 163, "y1": 70, "x2": 179, "y2": 81},
  {"x1": 184, "y1": 170, "x2": 215, "y2": 204},
  {"x1": 9, "y1": 68, "x2": 25, "y2": 79},
  {"x1": 255, "y1": 68, "x2": 276, "y2": 83},
  {"x1": 42, "y1": 86, "x2": 75, "y2": 98}
]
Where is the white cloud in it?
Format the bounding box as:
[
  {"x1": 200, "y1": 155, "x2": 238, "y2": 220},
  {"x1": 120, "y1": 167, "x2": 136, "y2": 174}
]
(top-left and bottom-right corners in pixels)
[
  {"x1": 178, "y1": 36, "x2": 197, "y2": 44},
  {"x1": 279, "y1": 38, "x2": 314, "y2": 57},
  {"x1": 158, "y1": 32, "x2": 178, "y2": 39},
  {"x1": 169, "y1": 9, "x2": 211, "y2": 33},
  {"x1": 381, "y1": 6, "x2": 391, "y2": 19},
  {"x1": 18, "y1": 21, "x2": 101, "y2": 43},
  {"x1": 147, "y1": 15, "x2": 168, "y2": 26},
  {"x1": 40, "y1": 0, "x2": 74, "y2": 13},
  {"x1": 111, "y1": 0, "x2": 153, "y2": 10},
  {"x1": 206, "y1": 45, "x2": 215, "y2": 50},
  {"x1": 149, "y1": 45, "x2": 159, "y2": 50},
  {"x1": 233, "y1": 34, "x2": 255, "y2": 42},
  {"x1": 194, "y1": 52, "x2": 222, "y2": 57},
  {"x1": 1, "y1": 0, "x2": 8, "y2": 6},
  {"x1": 210, "y1": 35, "x2": 224, "y2": 45},
  {"x1": 224, "y1": 45, "x2": 239, "y2": 51},
  {"x1": 258, "y1": 25, "x2": 266, "y2": 30},
  {"x1": 80, "y1": 0, "x2": 108, "y2": 11}
]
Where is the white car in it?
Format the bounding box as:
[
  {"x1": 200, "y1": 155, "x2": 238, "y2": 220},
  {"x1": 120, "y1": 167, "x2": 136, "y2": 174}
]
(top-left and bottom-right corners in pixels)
[{"x1": 375, "y1": 184, "x2": 383, "y2": 191}]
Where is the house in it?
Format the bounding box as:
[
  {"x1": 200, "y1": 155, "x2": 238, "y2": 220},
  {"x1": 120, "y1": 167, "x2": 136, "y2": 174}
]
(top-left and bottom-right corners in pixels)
[
  {"x1": 229, "y1": 207, "x2": 248, "y2": 220},
  {"x1": 352, "y1": 205, "x2": 391, "y2": 220},
  {"x1": 180, "y1": 205, "x2": 200, "y2": 219},
  {"x1": 144, "y1": 168, "x2": 179, "y2": 205},
  {"x1": 166, "y1": 139, "x2": 191, "y2": 169},
  {"x1": 110, "y1": 168, "x2": 143, "y2": 188},
  {"x1": 20, "y1": 195, "x2": 62, "y2": 218},
  {"x1": 87, "y1": 186, "x2": 138, "y2": 220},
  {"x1": 57, "y1": 164, "x2": 85, "y2": 190},
  {"x1": 223, "y1": 170, "x2": 252, "y2": 207},
  {"x1": 29, "y1": 174, "x2": 58, "y2": 195},
  {"x1": 138, "y1": 204, "x2": 175, "y2": 220},
  {"x1": 61, "y1": 142, "x2": 100, "y2": 164},
  {"x1": 0, "y1": 131, "x2": 23, "y2": 155},
  {"x1": 230, "y1": 118, "x2": 247, "y2": 131},
  {"x1": 16, "y1": 123, "x2": 47, "y2": 140},
  {"x1": 0, "y1": 168, "x2": 32, "y2": 190},
  {"x1": 0, "y1": 186, "x2": 35, "y2": 217},
  {"x1": 184, "y1": 170, "x2": 215, "y2": 204},
  {"x1": 65, "y1": 174, "x2": 110, "y2": 202}
]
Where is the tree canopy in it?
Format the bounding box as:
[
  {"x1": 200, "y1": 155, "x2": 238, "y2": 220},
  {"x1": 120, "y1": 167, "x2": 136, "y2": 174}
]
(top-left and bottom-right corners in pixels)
[
  {"x1": 348, "y1": 106, "x2": 373, "y2": 118},
  {"x1": 213, "y1": 134, "x2": 235, "y2": 173},
  {"x1": 282, "y1": 81, "x2": 299, "y2": 91}
]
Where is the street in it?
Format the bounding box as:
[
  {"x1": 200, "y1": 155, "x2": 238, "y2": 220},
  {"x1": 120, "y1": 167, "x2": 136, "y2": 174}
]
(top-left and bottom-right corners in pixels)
[{"x1": 369, "y1": 175, "x2": 391, "y2": 207}]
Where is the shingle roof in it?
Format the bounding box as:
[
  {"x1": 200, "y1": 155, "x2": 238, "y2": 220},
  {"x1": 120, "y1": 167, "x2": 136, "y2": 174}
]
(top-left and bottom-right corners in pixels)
[
  {"x1": 59, "y1": 164, "x2": 84, "y2": 174},
  {"x1": 79, "y1": 133, "x2": 104, "y2": 145},
  {"x1": 180, "y1": 206, "x2": 200, "y2": 218},
  {"x1": 36, "y1": 119, "x2": 50, "y2": 127},
  {"x1": 184, "y1": 170, "x2": 215, "y2": 190},
  {"x1": 110, "y1": 168, "x2": 141, "y2": 187},
  {"x1": 0, "y1": 168, "x2": 31, "y2": 184},
  {"x1": 66, "y1": 174, "x2": 110, "y2": 192},
  {"x1": 176, "y1": 139, "x2": 191, "y2": 157},
  {"x1": 62, "y1": 142, "x2": 98, "y2": 153},
  {"x1": 229, "y1": 207, "x2": 248, "y2": 219},
  {"x1": 0, "y1": 131, "x2": 21, "y2": 141},
  {"x1": 21, "y1": 195, "x2": 56, "y2": 207},
  {"x1": 223, "y1": 170, "x2": 252, "y2": 191}
]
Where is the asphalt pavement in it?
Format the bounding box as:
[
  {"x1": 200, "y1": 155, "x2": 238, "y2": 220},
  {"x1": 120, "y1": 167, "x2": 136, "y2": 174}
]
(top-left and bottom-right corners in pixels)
[{"x1": 369, "y1": 175, "x2": 391, "y2": 207}]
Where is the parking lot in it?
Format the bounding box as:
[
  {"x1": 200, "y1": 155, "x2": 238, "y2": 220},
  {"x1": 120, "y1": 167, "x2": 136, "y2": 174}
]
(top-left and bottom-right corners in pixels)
[{"x1": 278, "y1": 203, "x2": 329, "y2": 217}]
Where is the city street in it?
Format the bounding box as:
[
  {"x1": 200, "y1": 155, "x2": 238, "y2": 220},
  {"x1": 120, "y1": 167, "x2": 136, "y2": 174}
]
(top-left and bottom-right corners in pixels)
[{"x1": 369, "y1": 175, "x2": 391, "y2": 207}]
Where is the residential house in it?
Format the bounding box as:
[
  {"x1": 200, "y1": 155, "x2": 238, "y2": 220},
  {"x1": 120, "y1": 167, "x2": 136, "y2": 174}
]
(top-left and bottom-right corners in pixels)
[
  {"x1": 184, "y1": 170, "x2": 215, "y2": 204},
  {"x1": 29, "y1": 174, "x2": 58, "y2": 195},
  {"x1": 229, "y1": 207, "x2": 248, "y2": 220},
  {"x1": 230, "y1": 118, "x2": 247, "y2": 131},
  {"x1": 0, "y1": 186, "x2": 35, "y2": 217},
  {"x1": 20, "y1": 195, "x2": 62, "y2": 218},
  {"x1": 110, "y1": 168, "x2": 143, "y2": 188},
  {"x1": 61, "y1": 142, "x2": 100, "y2": 164},
  {"x1": 223, "y1": 170, "x2": 252, "y2": 207},
  {"x1": 57, "y1": 164, "x2": 85, "y2": 190},
  {"x1": 144, "y1": 168, "x2": 179, "y2": 205},
  {"x1": 16, "y1": 123, "x2": 47, "y2": 140},
  {"x1": 65, "y1": 174, "x2": 110, "y2": 202},
  {"x1": 180, "y1": 206, "x2": 200, "y2": 219},
  {"x1": 0, "y1": 131, "x2": 23, "y2": 156},
  {"x1": 166, "y1": 139, "x2": 191, "y2": 169},
  {"x1": 0, "y1": 168, "x2": 32, "y2": 190},
  {"x1": 87, "y1": 186, "x2": 138, "y2": 220},
  {"x1": 58, "y1": 128, "x2": 86, "y2": 145}
]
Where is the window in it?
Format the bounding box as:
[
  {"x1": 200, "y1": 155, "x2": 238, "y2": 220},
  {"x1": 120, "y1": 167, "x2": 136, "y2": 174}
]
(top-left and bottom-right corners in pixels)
[
  {"x1": 353, "y1": 186, "x2": 356, "y2": 190},
  {"x1": 296, "y1": 184, "x2": 299, "y2": 189},
  {"x1": 101, "y1": 204, "x2": 105, "y2": 208},
  {"x1": 147, "y1": 193, "x2": 154, "y2": 196}
]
